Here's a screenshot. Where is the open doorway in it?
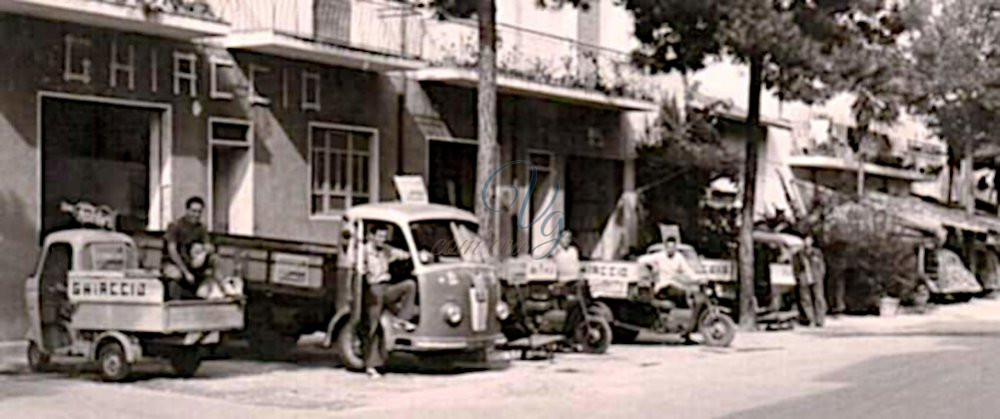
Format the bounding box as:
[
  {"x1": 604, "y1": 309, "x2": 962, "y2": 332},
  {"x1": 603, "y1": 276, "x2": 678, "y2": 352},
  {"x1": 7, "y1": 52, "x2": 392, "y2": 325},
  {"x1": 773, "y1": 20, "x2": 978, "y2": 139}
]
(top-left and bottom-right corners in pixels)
[
  {"x1": 40, "y1": 96, "x2": 164, "y2": 236},
  {"x1": 427, "y1": 138, "x2": 477, "y2": 211},
  {"x1": 566, "y1": 156, "x2": 623, "y2": 258},
  {"x1": 208, "y1": 118, "x2": 254, "y2": 235}
]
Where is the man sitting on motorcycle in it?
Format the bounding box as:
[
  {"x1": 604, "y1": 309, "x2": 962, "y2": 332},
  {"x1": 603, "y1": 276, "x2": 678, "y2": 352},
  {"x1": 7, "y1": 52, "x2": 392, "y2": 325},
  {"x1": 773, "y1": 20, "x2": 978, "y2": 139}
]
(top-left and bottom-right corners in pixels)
[{"x1": 637, "y1": 236, "x2": 706, "y2": 341}]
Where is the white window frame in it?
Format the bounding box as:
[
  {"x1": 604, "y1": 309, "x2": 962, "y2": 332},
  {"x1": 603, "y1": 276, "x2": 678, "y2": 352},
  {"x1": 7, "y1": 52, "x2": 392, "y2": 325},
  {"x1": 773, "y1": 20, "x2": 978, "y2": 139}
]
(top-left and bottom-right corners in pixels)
[
  {"x1": 248, "y1": 63, "x2": 271, "y2": 105},
  {"x1": 173, "y1": 52, "x2": 198, "y2": 98},
  {"x1": 308, "y1": 122, "x2": 380, "y2": 220},
  {"x1": 209, "y1": 56, "x2": 235, "y2": 100},
  {"x1": 301, "y1": 71, "x2": 321, "y2": 111}
]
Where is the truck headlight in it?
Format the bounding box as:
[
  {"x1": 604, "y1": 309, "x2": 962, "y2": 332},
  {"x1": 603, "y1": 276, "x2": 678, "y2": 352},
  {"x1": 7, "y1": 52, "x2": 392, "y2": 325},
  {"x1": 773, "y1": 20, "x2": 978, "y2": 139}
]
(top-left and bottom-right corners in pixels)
[
  {"x1": 441, "y1": 302, "x2": 463, "y2": 326},
  {"x1": 495, "y1": 300, "x2": 510, "y2": 321}
]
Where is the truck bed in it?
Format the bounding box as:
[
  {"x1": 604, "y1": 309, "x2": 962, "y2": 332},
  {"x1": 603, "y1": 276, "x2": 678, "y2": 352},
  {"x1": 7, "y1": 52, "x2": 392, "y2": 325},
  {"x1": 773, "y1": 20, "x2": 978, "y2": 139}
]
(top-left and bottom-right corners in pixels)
[{"x1": 70, "y1": 299, "x2": 244, "y2": 334}]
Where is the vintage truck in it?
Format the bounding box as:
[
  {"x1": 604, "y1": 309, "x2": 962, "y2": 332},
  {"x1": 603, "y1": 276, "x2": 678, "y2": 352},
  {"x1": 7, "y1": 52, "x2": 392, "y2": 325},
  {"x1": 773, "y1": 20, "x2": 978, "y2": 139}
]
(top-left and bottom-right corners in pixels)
[
  {"x1": 26, "y1": 228, "x2": 244, "y2": 381},
  {"x1": 134, "y1": 201, "x2": 508, "y2": 368}
]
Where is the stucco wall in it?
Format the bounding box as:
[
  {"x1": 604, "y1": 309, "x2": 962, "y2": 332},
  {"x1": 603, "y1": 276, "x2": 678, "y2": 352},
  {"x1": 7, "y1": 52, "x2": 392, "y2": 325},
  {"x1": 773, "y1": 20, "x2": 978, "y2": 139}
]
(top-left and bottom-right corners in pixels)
[{"x1": 0, "y1": 14, "x2": 400, "y2": 339}]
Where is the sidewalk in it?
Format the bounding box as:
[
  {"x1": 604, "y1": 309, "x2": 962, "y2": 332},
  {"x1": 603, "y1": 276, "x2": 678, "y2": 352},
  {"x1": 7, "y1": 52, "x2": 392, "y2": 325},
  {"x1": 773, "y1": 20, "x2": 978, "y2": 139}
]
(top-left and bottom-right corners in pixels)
[
  {"x1": 0, "y1": 340, "x2": 26, "y2": 372},
  {"x1": 802, "y1": 297, "x2": 1000, "y2": 337}
]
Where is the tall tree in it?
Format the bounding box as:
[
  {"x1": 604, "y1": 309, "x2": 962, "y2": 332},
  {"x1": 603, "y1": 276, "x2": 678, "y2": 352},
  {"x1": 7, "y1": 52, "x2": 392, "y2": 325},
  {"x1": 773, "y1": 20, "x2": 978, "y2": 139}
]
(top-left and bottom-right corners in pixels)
[
  {"x1": 905, "y1": 0, "x2": 1000, "y2": 214},
  {"x1": 418, "y1": 0, "x2": 586, "y2": 257},
  {"x1": 618, "y1": 0, "x2": 910, "y2": 327}
]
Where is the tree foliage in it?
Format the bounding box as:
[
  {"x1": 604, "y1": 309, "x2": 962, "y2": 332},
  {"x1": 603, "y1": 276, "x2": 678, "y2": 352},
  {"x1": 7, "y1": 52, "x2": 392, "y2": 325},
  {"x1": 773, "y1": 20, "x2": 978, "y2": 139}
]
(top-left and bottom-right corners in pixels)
[
  {"x1": 623, "y1": 0, "x2": 911, "y2": 124},
  {"x1": 905, "y1": 0, "x2": 1000, "y2": 157}
]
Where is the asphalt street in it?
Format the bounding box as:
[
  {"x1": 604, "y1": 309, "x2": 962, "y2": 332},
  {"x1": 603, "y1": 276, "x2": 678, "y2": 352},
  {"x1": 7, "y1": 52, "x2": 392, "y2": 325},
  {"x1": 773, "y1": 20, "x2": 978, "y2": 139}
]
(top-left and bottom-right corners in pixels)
[{"x1": 3, "y1": 300, "x2": 1000, "y2": 418}]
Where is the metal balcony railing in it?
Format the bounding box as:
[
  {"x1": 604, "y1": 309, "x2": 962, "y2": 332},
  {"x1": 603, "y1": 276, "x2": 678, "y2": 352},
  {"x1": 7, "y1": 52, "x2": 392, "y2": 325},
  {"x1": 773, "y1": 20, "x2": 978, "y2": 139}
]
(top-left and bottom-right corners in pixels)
[
  {"x1": 95, "y1": 0, "x2": 222, "y2": 20},
  {"x1": 209, "y1": 0, "x2": 659, "y2": 102}
]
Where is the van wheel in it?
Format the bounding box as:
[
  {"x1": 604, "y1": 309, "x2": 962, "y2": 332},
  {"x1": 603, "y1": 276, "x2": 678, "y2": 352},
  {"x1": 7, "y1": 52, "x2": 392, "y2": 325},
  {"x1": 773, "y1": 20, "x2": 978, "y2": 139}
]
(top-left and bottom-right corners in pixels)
[
  {"x1": 27, "y1": 341, "x2": 51, "y2": 372},
  {"x1": 336, "y1": 321, "x2": 367, "y2": 371},
  {"x1": 98, "y1": 342, "x2": 131, "y2": 382},
  {"x1": 170, "y1": 352, "x2": 202, "y2": 378}
]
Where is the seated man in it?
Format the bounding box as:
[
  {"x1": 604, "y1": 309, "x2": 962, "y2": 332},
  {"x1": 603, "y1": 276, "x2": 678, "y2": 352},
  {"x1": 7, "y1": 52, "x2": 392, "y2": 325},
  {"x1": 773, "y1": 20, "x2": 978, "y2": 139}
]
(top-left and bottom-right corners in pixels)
[
  {"x1": 162, "y1": 197, "x2": 215, "y2": 299},
  {"x1": 637, "y1": 235, "x2": 705, "y2": 336},
  {"x1": 362, "y1": 227, "x2": 418, "y2": 378}
]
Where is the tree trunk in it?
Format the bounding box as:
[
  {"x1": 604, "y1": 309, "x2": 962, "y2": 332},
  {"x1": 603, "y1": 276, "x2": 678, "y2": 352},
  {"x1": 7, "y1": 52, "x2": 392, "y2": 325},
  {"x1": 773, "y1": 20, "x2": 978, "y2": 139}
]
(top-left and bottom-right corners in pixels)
[
  {"x1": 476, "y1": 0, "x2": 499, "y2": 259},
  {"x1": 962, "y1": 141, "x2": 974, "y2": 214},
  {"x1": 737, "y1": 56, "x2": 763, "y2": 330}
]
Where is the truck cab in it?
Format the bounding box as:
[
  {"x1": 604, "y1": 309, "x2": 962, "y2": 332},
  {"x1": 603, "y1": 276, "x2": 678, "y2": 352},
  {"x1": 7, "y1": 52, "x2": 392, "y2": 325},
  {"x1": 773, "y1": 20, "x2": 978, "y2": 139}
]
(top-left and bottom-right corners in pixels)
[{"x1": 331, "y1": 202, "x2": 507, "y2": 369}]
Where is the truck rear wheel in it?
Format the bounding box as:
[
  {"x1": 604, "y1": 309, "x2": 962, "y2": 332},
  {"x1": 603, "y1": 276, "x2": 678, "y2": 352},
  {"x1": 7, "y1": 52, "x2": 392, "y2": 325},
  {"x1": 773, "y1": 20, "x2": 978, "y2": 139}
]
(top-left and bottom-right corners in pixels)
[
  {"x1": 170, "y1": 352, "x2": 202, "y2": 378},
  {"x1": 98, "y1": 342, "x2": 131, "y2": 382}
]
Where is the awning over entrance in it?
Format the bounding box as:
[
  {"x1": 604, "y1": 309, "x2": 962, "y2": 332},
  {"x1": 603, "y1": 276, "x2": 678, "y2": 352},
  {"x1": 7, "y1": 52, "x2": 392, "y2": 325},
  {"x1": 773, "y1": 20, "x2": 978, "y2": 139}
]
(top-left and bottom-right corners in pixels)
[
  {"x1": 220, "y1": 30, "x2": 425, "y2": 72},
  {"x1": 787, "y1": 155, "x2": 935, "y2": 182},
  {"x1": 408, "y1": 67, "x2": 660, "y2": 112},
  {"x1": 0, "y1": 0, "x2": 229, "y2": 39}
]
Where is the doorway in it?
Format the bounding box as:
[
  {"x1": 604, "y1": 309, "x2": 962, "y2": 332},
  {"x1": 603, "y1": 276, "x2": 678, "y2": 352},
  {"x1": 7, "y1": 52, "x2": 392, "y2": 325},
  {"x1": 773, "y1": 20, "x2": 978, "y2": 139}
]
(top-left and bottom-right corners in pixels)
[
  {"x1": 40, "y1": 96, "x2": 163, "y2": 236},
  {"x1": 427, "y1": 138, "x2": 477, "y2": 211},
  {"x1": 208, "y1": 118, "x2": 253, "y2": 235},
  {"x1": 566, "y1": 156, "x2": 623, "y2": 258}
]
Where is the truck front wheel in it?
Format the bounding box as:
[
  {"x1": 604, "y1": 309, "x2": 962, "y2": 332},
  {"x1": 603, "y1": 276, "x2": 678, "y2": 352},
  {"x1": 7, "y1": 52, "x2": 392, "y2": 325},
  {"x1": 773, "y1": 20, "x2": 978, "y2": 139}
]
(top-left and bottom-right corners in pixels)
[
  {"x1": 336, "y1": 321, "x2": 366, "y2": 371},
  {"x1": 98, "y1": 342, "x2": 131, "y2": 382},
  {"x1": 27, "y1": 341, "x2": 51, "y2": 372}
]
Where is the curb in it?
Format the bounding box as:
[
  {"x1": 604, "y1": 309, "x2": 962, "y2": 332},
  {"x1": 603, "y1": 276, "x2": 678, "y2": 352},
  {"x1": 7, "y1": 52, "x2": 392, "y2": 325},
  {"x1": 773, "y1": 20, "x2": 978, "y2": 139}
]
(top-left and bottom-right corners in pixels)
[{"x1": 0, "y1": 340, "x2": 27, "y2": 363}]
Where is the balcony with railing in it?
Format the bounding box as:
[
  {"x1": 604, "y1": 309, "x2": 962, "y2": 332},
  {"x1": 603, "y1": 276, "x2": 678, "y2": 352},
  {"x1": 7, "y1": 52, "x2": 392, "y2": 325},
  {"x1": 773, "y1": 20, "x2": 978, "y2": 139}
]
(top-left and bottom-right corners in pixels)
[
  {"x1": 209, "y1": 0, "x2": 660, "y2": 110},
  {"x1": 1, "y1": 0, "x2": 229, "y2": 39},
  {"x1": 789, "y1": 121, "x2": 940, "y2": 189}
]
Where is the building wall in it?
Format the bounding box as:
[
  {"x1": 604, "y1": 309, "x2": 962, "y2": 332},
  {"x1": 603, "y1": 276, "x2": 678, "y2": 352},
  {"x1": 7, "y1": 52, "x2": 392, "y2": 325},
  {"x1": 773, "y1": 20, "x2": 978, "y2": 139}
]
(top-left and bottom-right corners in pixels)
[{"x1": 0, "y1": 14, "x2": 399, "y2": 339}]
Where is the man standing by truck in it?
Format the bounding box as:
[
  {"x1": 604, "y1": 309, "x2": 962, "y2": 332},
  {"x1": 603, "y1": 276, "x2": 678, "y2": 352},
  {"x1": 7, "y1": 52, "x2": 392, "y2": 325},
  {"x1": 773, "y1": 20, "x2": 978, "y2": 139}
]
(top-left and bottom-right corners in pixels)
[
  {"x1": 361, "y1": 226, "x2": 417, "y2": 378},
  {"x1": 162, "y1": 197, "x2": 213, "y2": 299}
]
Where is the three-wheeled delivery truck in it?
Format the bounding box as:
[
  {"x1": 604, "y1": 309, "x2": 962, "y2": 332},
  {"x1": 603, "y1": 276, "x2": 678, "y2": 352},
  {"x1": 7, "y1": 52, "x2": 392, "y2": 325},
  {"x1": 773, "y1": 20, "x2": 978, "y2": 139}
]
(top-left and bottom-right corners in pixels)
[{"x1": 26, "y1": 228, "x2": 245, "y2": 381}]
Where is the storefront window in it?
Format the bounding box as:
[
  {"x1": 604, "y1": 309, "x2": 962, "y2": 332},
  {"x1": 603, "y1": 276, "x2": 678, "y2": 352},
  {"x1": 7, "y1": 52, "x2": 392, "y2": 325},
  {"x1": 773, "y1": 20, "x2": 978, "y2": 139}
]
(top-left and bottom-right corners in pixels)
[{"x1": 311, "y1": 125, "x2": 375, "y2": 215}]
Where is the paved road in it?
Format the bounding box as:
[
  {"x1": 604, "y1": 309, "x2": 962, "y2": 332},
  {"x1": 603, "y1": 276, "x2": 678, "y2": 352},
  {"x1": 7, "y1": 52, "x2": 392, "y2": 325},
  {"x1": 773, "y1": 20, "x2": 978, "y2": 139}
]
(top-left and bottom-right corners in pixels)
[{"x1": 4, "y1": 301, "x2": 1000, "y2": 418}]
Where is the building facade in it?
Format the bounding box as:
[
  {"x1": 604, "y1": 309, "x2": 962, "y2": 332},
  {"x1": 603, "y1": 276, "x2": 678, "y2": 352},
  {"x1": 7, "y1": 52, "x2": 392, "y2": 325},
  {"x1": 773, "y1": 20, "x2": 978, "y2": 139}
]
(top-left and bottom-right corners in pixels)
[{"x1": 0, "y1": 0, "x2": 669, "y2": 339}]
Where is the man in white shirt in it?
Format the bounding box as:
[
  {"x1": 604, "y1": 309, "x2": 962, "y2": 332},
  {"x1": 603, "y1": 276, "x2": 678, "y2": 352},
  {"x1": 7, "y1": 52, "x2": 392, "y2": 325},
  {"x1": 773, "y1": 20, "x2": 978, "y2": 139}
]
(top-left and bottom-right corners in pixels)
[
  {"x1": 637, "y1": 236, "x2": 704, "y2": 340},
  {"x1": 550, "y1": 231, "x2": 581, "y2": 282},
  {"x1": 637, "y1": 236, "x2": 699, "y2": 295}
]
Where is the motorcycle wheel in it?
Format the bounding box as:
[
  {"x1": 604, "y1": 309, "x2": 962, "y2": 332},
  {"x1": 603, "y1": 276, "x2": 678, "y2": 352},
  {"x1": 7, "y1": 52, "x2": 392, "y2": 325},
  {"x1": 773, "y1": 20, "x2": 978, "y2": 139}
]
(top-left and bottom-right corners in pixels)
[
  {"x1": 572, "y1": 317, "x2": 612, "y2": 354},
  {"x1": 698, "y1": 311, "x2": 736, "y2": 347}
]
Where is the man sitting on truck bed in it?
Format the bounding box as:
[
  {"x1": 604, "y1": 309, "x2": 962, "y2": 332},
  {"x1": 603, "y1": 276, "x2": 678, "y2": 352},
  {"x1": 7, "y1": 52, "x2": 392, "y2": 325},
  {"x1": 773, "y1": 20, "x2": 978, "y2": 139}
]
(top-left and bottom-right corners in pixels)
[{"x1": 162, "y1": 196, "x2": 214, "y2": 299}]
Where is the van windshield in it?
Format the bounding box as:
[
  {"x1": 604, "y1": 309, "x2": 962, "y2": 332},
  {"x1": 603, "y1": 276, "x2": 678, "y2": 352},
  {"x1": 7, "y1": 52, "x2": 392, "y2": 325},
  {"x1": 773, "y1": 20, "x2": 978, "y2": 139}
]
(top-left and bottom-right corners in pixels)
[{"x1": 410, "y1": 219, "x2": 483, "y2": 264}]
